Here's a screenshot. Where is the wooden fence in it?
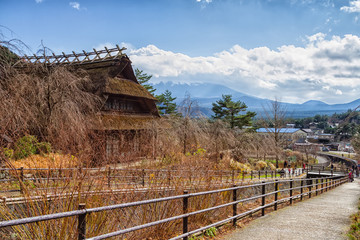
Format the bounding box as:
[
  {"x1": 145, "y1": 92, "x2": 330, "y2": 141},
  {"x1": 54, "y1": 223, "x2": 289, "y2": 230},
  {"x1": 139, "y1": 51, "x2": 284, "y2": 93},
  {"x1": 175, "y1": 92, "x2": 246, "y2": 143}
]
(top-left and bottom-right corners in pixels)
[
  {"x1": 0, "y1": 175, "x2": 348, "y2": 239},
  {"x1": 0, "y1": 167, "x2": 316, "y2": 196}
]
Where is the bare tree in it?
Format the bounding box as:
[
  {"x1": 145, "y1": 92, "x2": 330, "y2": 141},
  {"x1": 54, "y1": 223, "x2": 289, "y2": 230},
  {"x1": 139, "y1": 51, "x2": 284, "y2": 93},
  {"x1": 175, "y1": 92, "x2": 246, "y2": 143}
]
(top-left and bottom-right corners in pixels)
[
  {"x1": 177, "y1": 93, "x2": 201, "y2": 154},
  {"x1": 261, "y1": 98, "x2": 287, "y2": 168}
]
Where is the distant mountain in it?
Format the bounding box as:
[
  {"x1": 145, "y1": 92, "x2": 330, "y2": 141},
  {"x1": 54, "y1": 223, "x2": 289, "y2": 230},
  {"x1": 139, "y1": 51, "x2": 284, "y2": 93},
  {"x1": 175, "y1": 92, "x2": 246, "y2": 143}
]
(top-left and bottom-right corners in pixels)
[
  {"x1": 152, "y1": 82, "x2": 360, "y2": 118},
  {"x1": 301, "y1": 100, "x2": 329, "y2": 107}
]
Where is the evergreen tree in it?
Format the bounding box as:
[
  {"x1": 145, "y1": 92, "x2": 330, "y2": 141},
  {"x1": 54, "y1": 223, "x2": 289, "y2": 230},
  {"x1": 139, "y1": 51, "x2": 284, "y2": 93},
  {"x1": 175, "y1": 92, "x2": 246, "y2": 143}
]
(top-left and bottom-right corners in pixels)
[
  {"x1": 212, "y1": 94, "x2": 256, "y2": 128},
  {"x1": 134, "y1": 68, "x2": 156, "y2": 94},
  {"x1": 157, "y1": 90, "x2": 177, "y2": 115}
]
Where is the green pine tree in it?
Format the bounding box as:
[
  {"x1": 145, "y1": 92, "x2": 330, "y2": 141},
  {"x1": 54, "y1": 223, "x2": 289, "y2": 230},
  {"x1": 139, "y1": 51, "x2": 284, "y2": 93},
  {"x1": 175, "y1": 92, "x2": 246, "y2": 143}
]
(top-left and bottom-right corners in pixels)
[
  {"x1": 134, "y1": 68, "x2": 156, "y2": 94},
  {"x1": 212, "y1": 94, "x2": 256, "y2": 128},
  {"x1": 157, "y1": 90, "x2": 177, "y2": 115}
]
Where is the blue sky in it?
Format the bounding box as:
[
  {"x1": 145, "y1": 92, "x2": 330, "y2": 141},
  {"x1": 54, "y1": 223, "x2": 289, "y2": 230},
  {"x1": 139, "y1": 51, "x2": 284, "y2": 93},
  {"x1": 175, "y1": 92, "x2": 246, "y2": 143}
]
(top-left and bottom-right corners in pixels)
[{"x1": 2, "y1": 0, "x2": 360, "y2": 104}]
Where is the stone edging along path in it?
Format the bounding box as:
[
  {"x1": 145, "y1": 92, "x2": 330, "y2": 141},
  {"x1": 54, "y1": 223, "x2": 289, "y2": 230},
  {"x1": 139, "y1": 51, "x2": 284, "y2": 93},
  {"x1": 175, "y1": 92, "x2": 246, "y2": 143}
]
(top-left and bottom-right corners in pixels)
[{"x1": 222, "y1": 179, "x2": 360, "y2": 240}]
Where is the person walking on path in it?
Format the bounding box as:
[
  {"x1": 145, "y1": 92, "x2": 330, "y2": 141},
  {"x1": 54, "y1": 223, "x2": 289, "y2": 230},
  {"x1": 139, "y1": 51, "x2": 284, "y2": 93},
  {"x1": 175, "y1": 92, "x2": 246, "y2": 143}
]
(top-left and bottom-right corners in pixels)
[{"x1": 349, "y1": 171, "x2": 354, "y2": 182}]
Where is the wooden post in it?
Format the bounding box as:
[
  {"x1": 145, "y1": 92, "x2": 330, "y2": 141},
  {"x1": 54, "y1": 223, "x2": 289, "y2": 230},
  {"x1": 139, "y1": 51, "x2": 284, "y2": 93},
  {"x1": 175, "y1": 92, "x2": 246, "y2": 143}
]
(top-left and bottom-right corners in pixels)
[
  {"x1": 325, "y1": 179, "x2": 328, "y2": 192},
  {"x1": 261, "y1": 181, "x2": 266, "y2": 216},
  {"x1": 315, "y1": 179, "x2": 318, "y2": 196},
  {"x1": 251, "y1": 171, "x2": 253, "y2": 180},
  {"x1": 142, "y1": 169, "x2": 145, "y2": 187},
  {"x1": 300, "y1": 179, "x2": 303, "y2": 201},
  {"x1": 168, "y1": 170, "x2": 171, "y2": 186},
  {"x1": 265, "y1": 170, "x2": 267, "y2": 179},
  {"x1": 183, "y1": 190, "x2": 189, "y2": 240},
  {"x1": 290, "y1": 179, "x2": 293, "y2": 205},
  {"x1": 19, "y1": 167, "x2": 24, "y2": 194},
  {"x1": 274, "y1": 180, "x2": 278, "y2": 211},
  {"x1": 107, "y1": 167, "x2": 111, "y2": 188},
  {"x1": 308, "y1": 179, "x2": 312, "y2": 199},
  {"x1": 233, "y1": 185, "x2": 237, "y2": 226},
  {"x1": 258, "y1": 170, "x2": 261, "y2": 179},
  {"x1": 78, "y1": 203, "x2": 86, "y2": 240},
  {"x1": 242, "y1": 170, "x2": 245, "y2": 181}
]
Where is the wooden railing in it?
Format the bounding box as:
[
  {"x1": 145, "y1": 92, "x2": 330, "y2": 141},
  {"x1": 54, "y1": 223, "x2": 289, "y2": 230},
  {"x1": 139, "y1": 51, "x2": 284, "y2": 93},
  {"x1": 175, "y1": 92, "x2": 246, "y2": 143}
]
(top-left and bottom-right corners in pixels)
[
  {"x1": 0, "y1": 175, "x2": 348, "y2": 240},
  {"x1": 0, "y1": 167, "x2": 309, "y2": 196}
]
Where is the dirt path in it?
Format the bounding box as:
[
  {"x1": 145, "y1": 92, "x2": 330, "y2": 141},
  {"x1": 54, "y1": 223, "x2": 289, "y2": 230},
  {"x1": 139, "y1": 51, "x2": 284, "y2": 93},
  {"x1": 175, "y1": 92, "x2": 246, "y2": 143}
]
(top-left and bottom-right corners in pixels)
[{"x1": 222, "y1": 179, "x2": 360, "y2": 240}]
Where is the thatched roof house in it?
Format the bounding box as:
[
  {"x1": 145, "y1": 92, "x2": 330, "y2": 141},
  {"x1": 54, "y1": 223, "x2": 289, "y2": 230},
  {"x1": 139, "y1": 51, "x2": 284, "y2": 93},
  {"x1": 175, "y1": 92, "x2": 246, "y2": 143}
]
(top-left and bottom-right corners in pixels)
[{"x1": 13, "y1": 46, "x2": 160, "y2": 162}]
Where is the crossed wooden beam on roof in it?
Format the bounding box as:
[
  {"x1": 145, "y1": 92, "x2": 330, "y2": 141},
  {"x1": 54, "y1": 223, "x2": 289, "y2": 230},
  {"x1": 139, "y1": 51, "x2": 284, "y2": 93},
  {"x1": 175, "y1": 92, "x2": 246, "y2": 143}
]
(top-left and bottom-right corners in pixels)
[{"x1": 15, "y1": 45, "x2": 127, "y2": 67}]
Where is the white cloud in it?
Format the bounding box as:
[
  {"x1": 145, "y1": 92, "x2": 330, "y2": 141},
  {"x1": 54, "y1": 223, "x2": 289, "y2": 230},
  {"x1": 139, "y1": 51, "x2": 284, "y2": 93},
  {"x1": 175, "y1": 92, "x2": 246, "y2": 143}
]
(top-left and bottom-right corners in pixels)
[
  {"x1": 196, "y1": 0, "x2": 212, "y2": 3},
  {"x1": 128, "y1": 33, "x2": 360, "y2": 103},
  {"x1": 340, "y1": 0, "x2": 360, "y2": 13},
  {"x1": 335, "y1": 89, "x2": 343, "y2": 95},
  {"x1": 70, "y1": 2, "x2": 80, "y2": 10}
]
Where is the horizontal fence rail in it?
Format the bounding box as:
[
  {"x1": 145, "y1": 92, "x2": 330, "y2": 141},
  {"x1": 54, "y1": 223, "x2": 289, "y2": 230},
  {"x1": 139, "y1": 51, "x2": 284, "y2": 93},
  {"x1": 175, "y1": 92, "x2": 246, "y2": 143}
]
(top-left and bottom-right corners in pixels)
[
  {"x1": 0, "y1": 166, "x2": 347, "y2": 197},
  {"x1": 0, "y1": 167, "x2": 306, "y2": 195},
  {"x1": 0, "y1": 175, "x2": 348, "y2": 240}
]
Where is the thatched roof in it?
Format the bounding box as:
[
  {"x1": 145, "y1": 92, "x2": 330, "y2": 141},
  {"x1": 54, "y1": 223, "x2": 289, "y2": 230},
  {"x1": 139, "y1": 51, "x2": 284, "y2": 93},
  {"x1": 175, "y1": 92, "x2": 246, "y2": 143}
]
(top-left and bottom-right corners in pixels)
[
  {"x1": 95, "y1": 114, "x2": 159, "y2": 130},
  {"x1": 105, "y1": 78, "x2": 157, "y2": 100},
  {"x1": 0, "y1": 46, "x2": 20, "y2": 65}
]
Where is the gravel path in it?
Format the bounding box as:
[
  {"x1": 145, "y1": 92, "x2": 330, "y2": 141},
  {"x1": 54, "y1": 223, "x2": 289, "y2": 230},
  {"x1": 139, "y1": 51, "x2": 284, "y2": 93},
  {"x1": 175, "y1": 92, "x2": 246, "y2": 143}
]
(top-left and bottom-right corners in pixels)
[
  {"x1": 317, "y1": 155, "x2": 329, "y2": 164},
  {"x1": 223, "y1": 179, "x2": 360, "y2": 240}
]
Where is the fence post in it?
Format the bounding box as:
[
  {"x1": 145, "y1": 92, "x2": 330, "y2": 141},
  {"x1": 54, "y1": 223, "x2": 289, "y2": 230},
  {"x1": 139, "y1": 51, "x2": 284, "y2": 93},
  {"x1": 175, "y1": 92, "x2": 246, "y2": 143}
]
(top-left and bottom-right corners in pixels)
[
  {"x1": 290, "y1": 179, "x2": 293, "y2": 205},
  {"x1": 183, "y1": 190, "x2": 189, "y2": 240},
  {"x1": 321, "y1": 178, "x2": 323, "y2": 194},
  {"x1": 251, "y1": 171, "x2": 253, "y2": 180},
  {"x1": 265, "y1": 170, "x2": 267, "y2": 179},
  {"x1": 315, "y1": 179, "x2": 318, "y2": 196},
  {"x1": 262, "y1": 181, "x2": 266, "y2": 216},
  {"x1": 78, "y1": 203, "x2": 86, "y2": 240},
  {"x1": 232, "y1": 170, "x2": 235, "y2": 184},
  {"x1": 308, "y1": 179, "x2": 312, "y2": 199},
  {"x1": 258, "y1": 171, "x2": 261, "y2": 179},
  {"x1": 19, "y1": 167, "x2": 24, "y2": 194},
  {"x1": 142, "y1": 169, "x2": 145, "y2": 187},
  {"x1": 242, "y1": 170, "x2": 245, "y2": 181},
  {"x1": 107, "y1": 167, "x2": 111, "y2": 188},
  {"x1": 300, "y1": 179, "x2": 303, "y2": 201},
  {"x1": 272, "y1": 171, "x2": 274, "y2": 179},
  {"x1": 233, "y1": 185, "x2": 237, "y2": 226},
  {"x1": 274, "y1": 180, "x2": 278, "y2": 211},
  {"x1": 325, "y1": 179, "x2": 328, "y2": 191},
  {"x1": 168, "y1": 170, "x2": 171, "y2": 186}
]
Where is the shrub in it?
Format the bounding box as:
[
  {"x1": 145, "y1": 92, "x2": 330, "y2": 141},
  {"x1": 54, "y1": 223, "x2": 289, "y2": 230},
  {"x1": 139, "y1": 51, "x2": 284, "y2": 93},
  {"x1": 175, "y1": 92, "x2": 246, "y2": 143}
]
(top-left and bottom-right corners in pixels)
[
  {"x1": 13, "y1": 135, "x2": 38, "y2": 159},
  {"x1": 255, "y1": 161, "x2": 267, "y2": 170},
  {"x1": 36, "y1": 142, "x2": 52, "y2": 155},
  {"x1": 268, "y1": 162, "x2": 276, "y2": 170},
  {"x1": 3, "y1": 148, "x2": 14, "y2": 159}
]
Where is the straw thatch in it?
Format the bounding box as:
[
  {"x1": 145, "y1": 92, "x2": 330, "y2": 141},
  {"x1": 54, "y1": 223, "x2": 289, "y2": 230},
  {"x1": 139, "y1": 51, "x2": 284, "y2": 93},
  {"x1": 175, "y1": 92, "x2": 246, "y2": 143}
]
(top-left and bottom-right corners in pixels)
[
  {"x1": 96, "y1": 114, "x2": 158, "y2": 130},
  {"x1": 105, "y1": 78, "x2": 157, "y2": 100}
]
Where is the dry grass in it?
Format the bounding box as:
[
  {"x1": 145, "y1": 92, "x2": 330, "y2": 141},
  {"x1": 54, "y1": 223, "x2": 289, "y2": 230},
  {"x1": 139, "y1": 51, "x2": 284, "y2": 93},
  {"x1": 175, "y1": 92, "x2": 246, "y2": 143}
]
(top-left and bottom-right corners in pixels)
[{"x1": 8, "y1": 153, "x2": 79, "y2": 169}]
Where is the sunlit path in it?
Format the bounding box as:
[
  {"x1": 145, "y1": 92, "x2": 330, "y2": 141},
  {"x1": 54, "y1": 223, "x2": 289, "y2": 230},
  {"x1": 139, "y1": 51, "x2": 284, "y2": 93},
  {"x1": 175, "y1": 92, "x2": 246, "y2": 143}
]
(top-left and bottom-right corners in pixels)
[{"x1": 223, "y1": 179, "x2": 360, "y2": 240}]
